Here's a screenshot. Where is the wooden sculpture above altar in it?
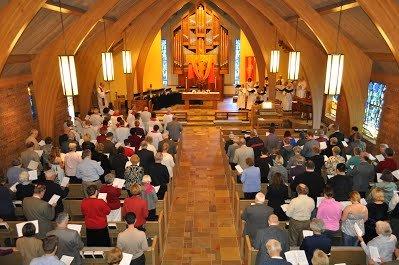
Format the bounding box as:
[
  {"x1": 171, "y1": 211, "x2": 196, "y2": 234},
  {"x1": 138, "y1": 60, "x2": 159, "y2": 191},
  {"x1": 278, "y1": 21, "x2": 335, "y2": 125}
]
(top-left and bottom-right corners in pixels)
[{"x1": 173, "y1": 3, "x2": 229, "y2": 93}]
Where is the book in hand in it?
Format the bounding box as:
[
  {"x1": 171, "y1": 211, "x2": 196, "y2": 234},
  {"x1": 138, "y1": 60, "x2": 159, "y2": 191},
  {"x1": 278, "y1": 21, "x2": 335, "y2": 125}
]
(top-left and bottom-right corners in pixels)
[
  {"x1": 392, "y1": 170, "x2": 399, "y2": 180},
  {"x1": 324, "y1": 155, "x2": 328, "y2": 162},
  {"x1": 377, "y1": 173, "x2": 383, "y2": 183},
  {"x1": 316, "y1": 197, "x2": 324, "y2": 208},
  {"x1": 60, "y1": 177, "x2": 70, "y2": 187},
  {"x1": 284, "y1": 250, "x2": 309, "y2": 265},
  {"x1": 368, "y1": 154, "x2": 376, "y2": 161},
  {"x1": 27, "y1": 160, "x2": 39, "y2": 170},
  {"x1": 346, "y1": 155, "x2": 352, "y2": 160},
  {"x1": 375, "y1": 154, "x2": 385, "y2": 162},
  {"x1": 235, "y1": 165, "x2": 243, "y2": 174},
  {"x1": 302, "y1": 230, "x2": 314, "y2": 238},
  {"x1": 112, "y1": 178, "x2": 126, "y2": 189},
  {"x1": 341, "y1": 141, "x2": 348, "y2": 147},
  {"x1": 67, "y1": 224, "x2": 82, "y2": 235},
  {"x1": 98, "y1": 193, "x2": 107, "y2": 202},
  {"x1": 38, "y1": 140, "x2": 46, "y2": 147},
  {"x1": 154, "y1": 186, "x2": 161, "y2": 193},
  {"x1": 125, "y1": 161, "x2": 132, "y2": 168},
  {"x1": 369, "y1": 246, "x2": 381, "y2": 263},
  {"x1": 9, "y1": 182, "x2": 18, "y2": 192},
  {"x1": 320, "y1": 141, "x2": 327, "y2": 150},
  {"x1": 48, "y1": 194, "x2": 60, "y2": 205},
  {"x1": 16, "y1": 220, "x2": 39, "y2": 237},
  {"x1": 60, "y1": 255, "x2": 74, "y2": 265},
  {"x1": 108, "y1": 223, "x2": 117, "y2": 229},
  {"x1": 280, "y1": 204, "x2": 289, "y2": 212},
  {"x1": 28, "y1": 170, "x2": 38, "y2": 181},
  {"x1": 119, "y1": 253, "x2": 133, "y2": 265},
  {"x1": 354, "y1": 223, "x2": 363, "y2": 237},
  {"x1": 34, "y1": 150, "x2": 44, "y2": 157}
]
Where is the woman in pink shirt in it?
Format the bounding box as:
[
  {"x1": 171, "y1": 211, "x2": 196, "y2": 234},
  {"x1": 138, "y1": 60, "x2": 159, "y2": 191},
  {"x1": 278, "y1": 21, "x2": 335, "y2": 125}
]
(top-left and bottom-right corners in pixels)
[{"x1": 316, "y1": 186, "x2": 343, "y2": 245}]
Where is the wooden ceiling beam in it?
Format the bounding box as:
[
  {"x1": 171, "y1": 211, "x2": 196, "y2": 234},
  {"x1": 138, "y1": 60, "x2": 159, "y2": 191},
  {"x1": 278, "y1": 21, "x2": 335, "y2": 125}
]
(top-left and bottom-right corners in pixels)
[
  {"x1": 365, "y1": 52, "x2": 396, "y2": 62},
  {"x1": 6, "y1": 54, "x2": 36, "y2": 65},
  {"x1": 285, "y1": 0, "x2": 359, "y2": 21},
  {"x1": 43, "y1": 1, "x2": 117, "y2": 22}
]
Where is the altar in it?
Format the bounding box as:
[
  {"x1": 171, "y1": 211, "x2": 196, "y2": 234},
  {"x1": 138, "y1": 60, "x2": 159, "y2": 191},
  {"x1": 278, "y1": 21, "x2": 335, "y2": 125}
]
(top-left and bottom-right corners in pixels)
[{"x1": 182, "y1": 91, "x2": 221, "y2": 109}]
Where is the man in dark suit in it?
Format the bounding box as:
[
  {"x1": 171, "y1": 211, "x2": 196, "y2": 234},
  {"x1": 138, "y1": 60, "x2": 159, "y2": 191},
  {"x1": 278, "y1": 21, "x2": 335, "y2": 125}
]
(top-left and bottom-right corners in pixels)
[
  {"x1": 157, "y1": 132, "x2": 177, "y2": 155},
  {"x1": 329, "y1": 124, "x2": 345, "y2": 143},
  {"x1": 327, "y1": 163, "x2": 353, "y2": 201},
  {"x1": 42, "y1": 170, "x2": 69, "y2": 216},
  {"x1": 241, "y1": 193, "x2": 274, "y2": 244},
  {"x1": 300, "y1": 218, "x2": 331, "y2": 264},
  {"x1": 149, "y1": 153, "x2": 169, "y2": 199},
  {"x1": 262, "y1": 239, "x2": 292, "y2": 265},
  {"x1": 290, "y1": 160, "x2": 325, "y2": 201},
  {"x1": 254, "y1": 214, "x2": 290, "y2": 265},
  {"x1": 102, "y1": 132, "x2": 117, "y2": 156},
  {"x1": 137, "y1": 141, "x2": 155, "y2": 174}
]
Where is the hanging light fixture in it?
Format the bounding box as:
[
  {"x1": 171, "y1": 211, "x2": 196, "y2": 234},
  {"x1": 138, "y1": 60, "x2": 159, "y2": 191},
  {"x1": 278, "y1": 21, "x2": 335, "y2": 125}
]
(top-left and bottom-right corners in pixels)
[
  {"x1": 57, "y1": 0, "x2": 78, "y2": 97},
  {"x1": 288, "y1": 18, "x2": 301, "y2": 80},
  {"x1": 270, "y1": 28, "x2": 280, "y2": 73},
  {"x1": 325, "y1": 0, "x2": 344, "y2": 95},
  {"x1": 101, "y1": 22, "x2": 115, "y2": 81},
  {"x1": 121, "y1": 30, "x2": 132, "y2": 74}
]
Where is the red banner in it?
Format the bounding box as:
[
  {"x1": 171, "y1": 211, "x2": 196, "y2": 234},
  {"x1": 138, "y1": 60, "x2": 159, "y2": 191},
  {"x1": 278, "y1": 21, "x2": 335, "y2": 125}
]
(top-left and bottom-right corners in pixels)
[{"x1": 245, "y1": 56, "x2": 256, "y2": 81}]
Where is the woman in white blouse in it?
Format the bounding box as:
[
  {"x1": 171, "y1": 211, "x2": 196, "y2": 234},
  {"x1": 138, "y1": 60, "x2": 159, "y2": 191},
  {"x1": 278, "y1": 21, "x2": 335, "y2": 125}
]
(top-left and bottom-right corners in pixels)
[{"x1": 161, "y1": 143, "x2": 175, "y2": 178}]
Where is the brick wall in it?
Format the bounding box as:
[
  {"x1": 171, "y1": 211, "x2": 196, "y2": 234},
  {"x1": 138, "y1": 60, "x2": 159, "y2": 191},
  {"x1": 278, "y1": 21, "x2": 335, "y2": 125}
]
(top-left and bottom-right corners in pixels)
[{"x1": 0, "y1": 84, "x2": 39, "y2": 174}]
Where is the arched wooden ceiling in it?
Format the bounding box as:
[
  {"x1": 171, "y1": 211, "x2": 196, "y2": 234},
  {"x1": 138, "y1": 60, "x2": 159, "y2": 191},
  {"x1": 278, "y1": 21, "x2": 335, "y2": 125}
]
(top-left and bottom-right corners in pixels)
[{"x1": 0, "y1": 0, "x2": 398, "y2": 136}]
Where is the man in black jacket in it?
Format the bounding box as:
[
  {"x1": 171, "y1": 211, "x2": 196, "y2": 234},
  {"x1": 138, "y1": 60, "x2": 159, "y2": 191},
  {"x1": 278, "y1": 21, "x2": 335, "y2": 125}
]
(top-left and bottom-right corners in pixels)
[
  {"x1": 42, "y1": 169, "x2": 69, "y2": 217},
  {"x1": 327, "y1": 163, "x2": 353, "y2": 201},
  {"x1": 136, "y1": 141, "x2": 155, "y2": 174},
  {"x1": 290, "y1": 160, "x2": 325, "y2": 201},
  {"x1": 149, "y1": 153, "x2": 169, "y2": 200}
]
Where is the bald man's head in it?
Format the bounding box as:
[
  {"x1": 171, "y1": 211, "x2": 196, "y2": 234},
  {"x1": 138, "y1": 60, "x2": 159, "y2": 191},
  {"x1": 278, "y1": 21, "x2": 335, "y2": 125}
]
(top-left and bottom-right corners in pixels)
[{"x1": 268, "y1": 214, "x2": 279, "y2": 226}]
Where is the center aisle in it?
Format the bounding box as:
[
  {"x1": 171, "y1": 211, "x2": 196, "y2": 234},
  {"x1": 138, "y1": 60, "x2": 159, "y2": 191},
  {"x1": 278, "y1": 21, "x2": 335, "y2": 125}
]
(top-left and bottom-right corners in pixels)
[{"x1": 162, "y1": 127, "x2": 241, "y2": 265}]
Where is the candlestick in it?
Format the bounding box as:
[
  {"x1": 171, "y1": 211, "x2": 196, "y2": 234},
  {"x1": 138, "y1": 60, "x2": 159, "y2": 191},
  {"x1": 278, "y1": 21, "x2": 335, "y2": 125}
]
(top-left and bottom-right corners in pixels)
[
  {"x1": 215, "y1": 77, "x2": 217, "y2": 90},
  {"x1": 185, "y1": 76, "x2": 188, "y2": 90}
]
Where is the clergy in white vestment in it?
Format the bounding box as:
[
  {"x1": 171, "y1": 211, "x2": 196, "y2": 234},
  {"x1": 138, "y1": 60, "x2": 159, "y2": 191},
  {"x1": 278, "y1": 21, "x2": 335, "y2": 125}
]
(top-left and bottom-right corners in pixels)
[
  {"x1": 275, "y1": 75, "x2": 285, "y2": 102},
  {"x1": 296, "y1": 78, "x2": 308, "y2": 98},
  {"x1": 236, "y1": 85, "x2": 247, "y2": 110},
  {"x1": 140, "y1": 107, "x2": 152, "y2": 133},
  {"x1": 281, "y1": 82, "x2": 294, "y2": 111},
  {"x1": 97, "y1": 82, "x2": 110, "y2": 112}
]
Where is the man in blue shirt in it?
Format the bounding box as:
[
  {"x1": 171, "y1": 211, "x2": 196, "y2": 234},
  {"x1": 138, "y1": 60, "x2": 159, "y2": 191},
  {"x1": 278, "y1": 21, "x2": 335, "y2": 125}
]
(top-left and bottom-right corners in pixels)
[
  {"x1": 76, "y1": 149, "x2": 104, "y2": 197},
  {"x1": 30, "y1": 235, "x2": 64, "y2": 265}
]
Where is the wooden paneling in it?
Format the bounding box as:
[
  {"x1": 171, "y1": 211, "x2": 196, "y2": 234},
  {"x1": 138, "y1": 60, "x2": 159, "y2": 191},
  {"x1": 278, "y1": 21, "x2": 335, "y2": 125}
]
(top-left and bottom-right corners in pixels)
[
  {"x1": 0, "y1": 0, "x2": 46, "y2": 74},
  {"x1": 281, "y1": 0, "x2": 372, "y2": 129}
]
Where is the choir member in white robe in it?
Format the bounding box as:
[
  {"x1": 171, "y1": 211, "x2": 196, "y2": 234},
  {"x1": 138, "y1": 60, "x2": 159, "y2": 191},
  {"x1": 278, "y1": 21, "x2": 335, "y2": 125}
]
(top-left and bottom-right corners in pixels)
[
  {"x1": 246, "y1": 88, "x2": 258, "y2": 110},
  {"x1": 237, "y1": 86, "x2": 247, "y2": 110},
  {"x1": 162, "y1": 108, "x2": 174, "y2": 128},
  {"x1": 296, "y1": 78, "x2": 308, "y2": 98},
  {"x1": 275, "y1": 75, "x2": 285, "y2": 101},
  {"x1": 97, "y1": 82, "x2": 110, "y2": 112},
  {"x1": 281, "y1": 82, "x2": 294, "y2": 111},
  {"x1": 81, "y1": 121, "x2": 98, "y2": 141},
  {"x1": 89, "y1": 108, "x2": 103, "y2": 128}
]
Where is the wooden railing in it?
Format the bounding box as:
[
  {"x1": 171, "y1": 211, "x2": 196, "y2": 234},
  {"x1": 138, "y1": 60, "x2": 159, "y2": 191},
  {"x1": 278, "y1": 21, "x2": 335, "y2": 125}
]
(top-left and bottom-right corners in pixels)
[{"x1": 214, "y1": 111, "x2": 250, "y2": 121}]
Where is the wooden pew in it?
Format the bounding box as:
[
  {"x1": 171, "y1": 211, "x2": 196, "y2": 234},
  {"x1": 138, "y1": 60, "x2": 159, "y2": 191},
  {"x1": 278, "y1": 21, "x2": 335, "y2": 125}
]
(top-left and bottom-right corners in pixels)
[
  {"x1": 243, "y1": 235, "x2": 367, "y2": 265},
  {"x1": 67, "y1": 184, "x2": 129, "y2": 199},
  {"x1": 0, "y1": 238, "x2": 159, "y2": 265},
  {"x1": 0, "y1": 211, "x2": 165, "y2": 255}
]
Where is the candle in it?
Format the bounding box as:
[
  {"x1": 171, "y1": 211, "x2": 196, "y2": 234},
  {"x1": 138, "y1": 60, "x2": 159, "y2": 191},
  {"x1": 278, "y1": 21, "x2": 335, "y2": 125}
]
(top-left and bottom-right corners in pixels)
[
  {"x1": 215, "y1": 77, "x2": 217, "y2": 90},
  {"x1": 185, "y1": 76, "x2": 188, "y2": 90}
]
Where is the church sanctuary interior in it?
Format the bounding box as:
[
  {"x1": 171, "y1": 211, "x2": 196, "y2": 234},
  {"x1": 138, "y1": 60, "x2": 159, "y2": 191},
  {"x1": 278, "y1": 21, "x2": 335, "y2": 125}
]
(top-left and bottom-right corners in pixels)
[{"x1": 2, "y1": 0, "x2": 399, "y2": 264}]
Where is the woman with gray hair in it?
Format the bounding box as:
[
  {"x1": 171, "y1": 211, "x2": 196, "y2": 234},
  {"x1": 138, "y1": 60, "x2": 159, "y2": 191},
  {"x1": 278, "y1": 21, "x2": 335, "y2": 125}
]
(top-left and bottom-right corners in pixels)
[
  {"x1": 15, "y1": 171, "x2": 35, "y2": 201},
  {"x1": 287, "y1": 146, "x2": 305, "y2": 169},
  {"x1": 358, "y1": 221, "x2": 397, "y2": 263},
  {"x1": 268, "y1": 155, "x2": 288, "y2": 183},
  {"x1": 300, "y1": 218, "x2": 332, "y2": 264}
]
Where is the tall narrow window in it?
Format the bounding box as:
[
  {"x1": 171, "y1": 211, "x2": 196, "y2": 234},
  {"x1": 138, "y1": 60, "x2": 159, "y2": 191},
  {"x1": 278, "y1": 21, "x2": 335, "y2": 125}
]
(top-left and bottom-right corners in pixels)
[
  {"x1": 27, "y1": 84, "x2": 37, "y2": 119},
  {"x1": 363, "y1": 81, "x2": 387, "y2": 139},
  {"x1": 234, "y1": 39, "x2": 240, "y2": 85},
  {"x1": 161, "y1": 39, "x2": 168, "y2": 86}
]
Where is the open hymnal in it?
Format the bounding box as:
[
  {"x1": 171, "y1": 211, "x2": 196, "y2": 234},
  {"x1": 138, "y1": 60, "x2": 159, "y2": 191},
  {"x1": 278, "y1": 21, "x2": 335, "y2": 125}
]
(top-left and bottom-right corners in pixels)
[
  {"x1": 9, "y1": 182, "x2": 18, "y2": 192},
  {"x1": 90, "y1": 140, "x2": 97, "y2": 145},
  {"x1": 13, "y1": 201, "x2": 22, "y2": 207},
  {"x1": 0, "y1": 222, "x2": 9, "y2": 229},
  {"x1": 115, "y1": 142, "x2": 123, "y2": 148},
  {"x1": 302, "y1": 230, "x2": 314, "y2": 238},
  {"x1": 60, "y1": 255, "x2": 74, "y2": 265},
  {"x1": 369, "y1": 246, "x2": 381, "y2": 263},
  {"x1": 280, "y1": 204, "x2": 289, "y2": 212},
  {"x1": 119, "y1": 253, "x2": 133, "y2": 265},
  {"x1": 38, "y1": 140, "x2": 46, "y2": 147},
  {"x1": 316, "y1": 197, "x2": 324, "y2": 208},
  {"x1": 327, "y1": 175, "x2": 334, "y2": 179},
  {"x1": 27, "y1": 160, "x2": 39, "y2": 170},
  {"x1": 354, "y1": 223, "x2": 363, "y2": 237},
  {"x1": 60, "y1": 177, "x2": 70, "y2": 187},
  {"x1": 360, "y1": 198, "x2": 367, "y2": 206},
  {"x1": 346, "y1": 155, "x2": 352, "y2": 160},
  {"x1": 108, "y1": 223, "x2": 118, "y2": 229},
  {"x1": 392, "y1": 170, "x2": 399, "y2": 180},
  {"x1": 320, "y1": 141, "x2": 327, "y2": 150},
  {"x1": 377, "y1": 173, "x2": 383, "y2": 183},
  {"x1": 79, "y1": 139, "x2": 84, "y2": 145},
  {"x1": 125, "y1": 161, "x2": 132, "y2": 168},
  {"x1": 67, "y1": 224, "x2": 82, "y2": 235},
  {"x1": 235, "y1": 165, "x2": 243, "y2": 174},
  {"x1": 34, "y1": 150, "x2": 44, "y2": 157},
  {"x1": 112, "y1": 178, "x2": 125, "y2": 189},
  {"x1": 48, "y1": 194, "x2": 60, "y2": 205},
  {"x1": 375, "y1": 154, "x2": 385, "y2": 162},
  {"x1": 284, "y1": 250, "x2": 309, "y2": 265},
  {"x1": 107, "y1": 208, "x2": 121, "y2": 222},
  {"x1": 368, "y1": 154, "x2": 376, "y2": 161},
  {"x1": 98, "y1": 193, "x2": 107, "y2": 202},
  {"x1": 28, "y1": 170, "x2": 38, "y2": 181},
  {"x1": 341, "y1": 141, "x2": 348, "y2": 148},
  {"x1": 324, "y1": 155, "x2": 328, "y2": 162},
  {"x1": 154, "y1": 186, "x2": 161, "y2": 193},
  {"x1": 16, "y1": 220, "x2": 39, "y2": 237}
]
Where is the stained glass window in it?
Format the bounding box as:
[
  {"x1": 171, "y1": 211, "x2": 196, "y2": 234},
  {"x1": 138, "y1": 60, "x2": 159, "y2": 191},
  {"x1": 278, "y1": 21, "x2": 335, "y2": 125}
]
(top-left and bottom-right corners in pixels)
[
  {"x1": 161, "y1": 39, "x2": 168, "y2": 86},
  {"x1": 234, "y1": 39, "x2": 240, "y2": 85},
  {"x1": 363, "y1": 81, "x2": 387, "y2": 139},
  {"x1": 27, "y1": 85, "x2": 37, "y2": 119}
]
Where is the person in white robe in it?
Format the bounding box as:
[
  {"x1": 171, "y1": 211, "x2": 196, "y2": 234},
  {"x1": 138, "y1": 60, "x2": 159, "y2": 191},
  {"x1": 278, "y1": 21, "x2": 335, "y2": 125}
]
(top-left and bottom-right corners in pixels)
[
  {"x1": 162, "y1": 108, "x2": 174, "y2": 128},
  {"x1": 237, "y1": 86, "x2": 247, "y2": 110},
  {"x1": 275, "y1": 75, "x2": 285, "y2": 102},
  {"x1": 246, "y1": 88, "x2": 258, "y2": 110},
  {"x1": 140, "y1": 107, "x2": 152, "y2": 133},
  {"x1": 81, "y1": 121, "x2": 97, "y2": 141},
  {"x1": 89, "y1": 108, "x2": 103, "y2": 128},
  {"x1": 296, "y1": 78, "x2": 308, "y2": 99},
  {"x1": 97, "y1": 82, "x2": 110, "y2": 112},
  {"x1": 281, "y1": 82, "x2": 294, "y2": 111}
]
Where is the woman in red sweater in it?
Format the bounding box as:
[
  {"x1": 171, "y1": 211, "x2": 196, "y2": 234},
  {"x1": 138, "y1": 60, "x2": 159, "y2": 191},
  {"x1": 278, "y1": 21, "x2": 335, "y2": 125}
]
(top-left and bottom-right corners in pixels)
[
  {"x1": 99, "y1": 173, "x2": 122, "y2": 221},
  {"x1": 122, "y1": 183, "x2": 148, "y2": 230},
  {"x1": 81, "y1": 185, "x2": 111, "y2": 246}
]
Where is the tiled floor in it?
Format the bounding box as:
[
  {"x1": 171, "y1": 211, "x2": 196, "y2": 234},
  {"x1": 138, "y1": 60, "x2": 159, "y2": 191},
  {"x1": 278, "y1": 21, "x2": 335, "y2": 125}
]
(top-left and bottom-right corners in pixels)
[{"x1": 162, "y1": 127, "x2": 242, "y2": 265}]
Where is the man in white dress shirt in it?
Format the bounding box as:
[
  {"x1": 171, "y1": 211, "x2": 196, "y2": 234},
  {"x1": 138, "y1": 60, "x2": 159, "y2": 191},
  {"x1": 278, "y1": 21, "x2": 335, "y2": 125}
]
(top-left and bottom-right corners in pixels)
[
  {"x1": 140, "y1": 107, "x2": 151, "y2": 133},
  {"x1": 162, "y1": 108, "x2": 174, "y2": 128}
]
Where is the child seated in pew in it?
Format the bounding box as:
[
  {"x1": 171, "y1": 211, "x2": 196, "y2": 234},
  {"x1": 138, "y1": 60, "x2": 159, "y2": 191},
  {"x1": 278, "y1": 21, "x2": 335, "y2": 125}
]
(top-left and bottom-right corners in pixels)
[
  {"x1": 99, "y1": 173, "x2": 122, "y2": 222},
  {"x1": 141, "y1": 175, "x2": 158, "y2": 221}
]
